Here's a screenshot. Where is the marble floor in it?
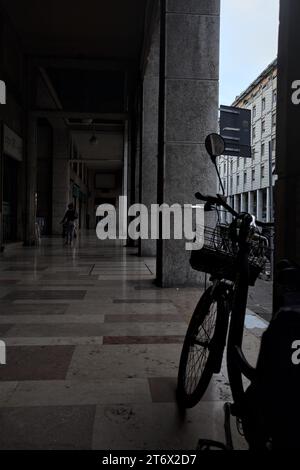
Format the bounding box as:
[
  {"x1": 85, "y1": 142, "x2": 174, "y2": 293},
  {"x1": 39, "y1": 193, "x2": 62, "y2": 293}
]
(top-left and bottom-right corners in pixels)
[{"x1": 0, "y1": 232, "x2": 266, "y2": 450}]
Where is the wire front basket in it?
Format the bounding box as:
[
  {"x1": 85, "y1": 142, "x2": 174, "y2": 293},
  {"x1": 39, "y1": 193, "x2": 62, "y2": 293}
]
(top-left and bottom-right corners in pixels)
[{"x1": 190, "y1": 224, "x2": 271, "y2": 286}]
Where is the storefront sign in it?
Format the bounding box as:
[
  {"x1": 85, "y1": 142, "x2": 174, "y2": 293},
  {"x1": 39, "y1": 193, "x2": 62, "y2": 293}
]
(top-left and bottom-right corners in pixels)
[{"x1": 3, "y1": 125, "x2": 23, "y2": 162}]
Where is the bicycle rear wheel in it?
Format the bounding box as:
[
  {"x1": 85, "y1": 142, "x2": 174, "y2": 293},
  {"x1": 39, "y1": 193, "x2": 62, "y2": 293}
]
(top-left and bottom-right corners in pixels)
[{"x1": 177, "y1": 284, "x2": 228, "y2": 408}]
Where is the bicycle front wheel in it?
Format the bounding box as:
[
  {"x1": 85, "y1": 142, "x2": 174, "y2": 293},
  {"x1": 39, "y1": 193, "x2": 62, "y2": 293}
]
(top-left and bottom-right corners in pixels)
[{"x1": 177, "y1": 285, "x2": 227, "y2": 408}]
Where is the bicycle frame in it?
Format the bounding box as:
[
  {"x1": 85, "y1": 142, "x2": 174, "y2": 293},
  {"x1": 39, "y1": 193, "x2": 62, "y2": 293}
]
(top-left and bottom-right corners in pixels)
[
  {"x1": 227, "y1": 246, "x2": 254, "y2": 413},
  {"x1": 196, "y1": 216, "x2": 266, "y2": 451},
  {"x1": 193, "y1": 134, "x2": 274, "y2": 448},
  {"x1": 209, "y1": 279, "x2": 232, "y2": 375},
  {"x1": 210, "y1": 216, "x2": 262, "y2": 415}
]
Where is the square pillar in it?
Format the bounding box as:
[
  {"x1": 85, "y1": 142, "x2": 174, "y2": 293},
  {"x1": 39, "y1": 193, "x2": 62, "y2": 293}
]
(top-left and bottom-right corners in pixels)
[
  {"x1": 52, "y1": 128, "x2": 71, "y2": 234},
  {"x1": 274, "y1": 0, "x2": 300, "y2": 311},
  {"x1": 157, "y1": 0, "x2": 220, "y2": 286},
  {"x1": 140, "y1": 16, "x2": 160, "y2": 257},
  {"x1": 121, "y1": 120, "x2": 129, "y2": 244},
  {"x1": 266, "y1": 187, "x2": 271, "y2": 223},
  {"x1": 241, "y1": 193, "x2": 247, "y2": 212},
  {"x1": 256, "y1": 189, "x2": 263, "y2": 221},
  {"x1": 135, "y1": 122, "x2": 141, "y2": 206},
  {"x1": 275, "y1": 0, "x2": 300, "y2": 266},
  {"x1": 248, "y1": 191, "x2": 254, "y2": 215},
  {"x1": 25, "y1": 116, "x2": 38, "y2": 245},
  {"x1": 234, "y1": 195, "x2": 240, "y2": 213},
  {"x1": 0, "y1": 125, "x2": 3, "y2": 249}
]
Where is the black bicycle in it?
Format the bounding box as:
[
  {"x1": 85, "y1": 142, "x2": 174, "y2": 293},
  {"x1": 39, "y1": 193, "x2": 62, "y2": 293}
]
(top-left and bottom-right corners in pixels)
[
  {"x1": 177, "y1": 134, "x2": 278, "y2": 449},
  {"x1": 177, "y1": 133, "x2": 271, "y2": 408}
]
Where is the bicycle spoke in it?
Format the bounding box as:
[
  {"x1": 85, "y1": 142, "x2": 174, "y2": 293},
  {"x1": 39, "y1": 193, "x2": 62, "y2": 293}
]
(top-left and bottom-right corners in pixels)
[
  {"x1": 183, "y1": 300, "x2": 218, "y2": 395},
  {"x1": 185, "y1": 345, "x2": 208, "y2": 394}
]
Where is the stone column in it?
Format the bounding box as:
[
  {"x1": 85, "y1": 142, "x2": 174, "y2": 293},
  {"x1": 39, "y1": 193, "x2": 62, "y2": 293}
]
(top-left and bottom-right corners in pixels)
[
  {"x1": 233, "y1": 195, "x2": 239, "y2": 213},
  {"x1": 52, "y1": 128, "x2": 70, "y2": 234},
  {"x1": 121, "y1": 120, "x2": 129, "y2": 243},
  {"x1": 248, "y1": 191, "x2": 253, "y2": 215},
  {"x1": 0, "y1": 125, "x2": 3, "y2": 250},
  {"x1": 135, "y1": 123, "x2": 141, "y2": 206},
  {"x1": 25, "y1": 116, "x2": 38, "y2": 245},
  {"x1": 140, "y1": 17, "x2": 160, "y2": 257},
  {"x1": 134, "y1": 84, "x2": 143, "y2": 211},
  {"x1": 157, "y1": 0, "x2": 220, "y2": 286},
  {"x1": 134, "y1": 87, "x2": 143, "y2": 251},
  {"x1": 275, "y1": 0, "x2": 300, "y2": 264},
  {"x1": 126, "y1": 117, "x2": 137, "y2": 247},
  {"x1": 241, "y1": 193, "x2": 247, "y2": 212},
  {"x1": 274, "y1": 0, "x2": 300, "y2": 309},
  {"x1": 256, "y1": 189, "x2": 263, "y2": 221},
  {"x1": 266, "y1": 187, "x2": 271, "y2": 223}
]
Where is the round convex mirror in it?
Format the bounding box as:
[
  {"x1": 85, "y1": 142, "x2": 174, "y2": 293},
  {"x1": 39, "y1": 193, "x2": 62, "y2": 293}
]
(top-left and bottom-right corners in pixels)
[{"x1": 205, "y1": 133, "x2": 225, "y2": 160}]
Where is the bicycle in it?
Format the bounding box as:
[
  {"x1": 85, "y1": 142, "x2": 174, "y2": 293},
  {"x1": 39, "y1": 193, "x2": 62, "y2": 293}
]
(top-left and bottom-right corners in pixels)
[{"x1": 177, "y1": 133, "x2": 274, "y2": 448}]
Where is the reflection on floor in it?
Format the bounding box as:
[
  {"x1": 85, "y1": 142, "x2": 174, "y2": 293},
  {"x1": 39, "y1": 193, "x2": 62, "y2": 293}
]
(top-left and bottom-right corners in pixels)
[{"x1": 0, "y1": 232, "x2": 264, "y2": 449}]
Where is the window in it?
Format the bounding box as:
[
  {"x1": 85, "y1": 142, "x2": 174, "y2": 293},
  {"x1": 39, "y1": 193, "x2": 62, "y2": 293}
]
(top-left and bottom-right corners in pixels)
[
  {"x1": 230, "y1": 160, "x2": 233, "y2": 173},
  {"x1": 252, "y1": 168, "x2": 255, "y2": 182},
  {"x1": 272, "y1": 138, "x2": 276, "y2": 153},
  {"x1": 244, "y1": 171, "x2": 247, "y2": 184},
  {"x1": 230, "y1": 176, "x2": 233, "y2": 192},
  {"x1": 253, "y1": 105, "x2": 256, "y2": 118},
  {"x1": 262, "y1": 97, "x2": 266, "y2": 112},
  {"x1": 253, "y1": 126, "x2": 256, "y2": 140},
  {"x1": 252, "y1": 147, "x2": 255, "y2": 159},
  {"x1": 262, "y1": 120, "x2": 266, "y2": 134},
  {"x1": 261, "y1": 165, "x2": 265, "y2": 179},
  {"x1": 272, "y1": 112, "x2": 277, "y2": 127},
  {"x1": 224, "y1": 162, "x2": 227, "y2": 175},
  {"x1": 273, "y1": 90, "x2": 277, "y2": 105},
  {"x1": 261, "y1": 143, "x2": 265, "y2": 157},
  {"x1": 237, "y1": 158, "x2": 240, "y2": 168},
  {"x1": 237, "y1": 175, "x2": 240, "y2": 188}
]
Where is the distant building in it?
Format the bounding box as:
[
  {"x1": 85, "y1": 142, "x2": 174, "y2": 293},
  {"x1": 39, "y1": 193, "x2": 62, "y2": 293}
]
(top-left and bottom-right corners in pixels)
[{"x1": 218, "y1": 59, "x2": 277, "y2": 223}]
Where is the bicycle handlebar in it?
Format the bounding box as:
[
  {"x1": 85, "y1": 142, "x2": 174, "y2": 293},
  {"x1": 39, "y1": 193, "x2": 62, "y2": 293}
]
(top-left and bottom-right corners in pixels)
[
  {"x1": 195, "y1": 192, "x2": 274, "y2": 229},
  {"x1": 195, "y1": 192, "x2": 238, "y2": 217}
]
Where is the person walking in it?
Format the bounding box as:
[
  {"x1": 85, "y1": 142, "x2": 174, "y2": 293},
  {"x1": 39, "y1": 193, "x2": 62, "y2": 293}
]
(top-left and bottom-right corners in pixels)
[{"x1": 60, "y1": 203, "x2": 78, "y2": 245}]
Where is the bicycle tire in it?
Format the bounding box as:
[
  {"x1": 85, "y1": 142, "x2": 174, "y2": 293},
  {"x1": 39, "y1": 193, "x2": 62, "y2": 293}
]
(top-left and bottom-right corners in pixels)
[{"x1": 177, "y1": 285, "x2": 227, "y2": 408}]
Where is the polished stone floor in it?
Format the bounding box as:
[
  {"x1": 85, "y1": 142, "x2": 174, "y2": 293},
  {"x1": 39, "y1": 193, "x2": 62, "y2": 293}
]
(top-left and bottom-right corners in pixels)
[{"x1": 0, "y1": 232, "x2": 266, "y2": 449}]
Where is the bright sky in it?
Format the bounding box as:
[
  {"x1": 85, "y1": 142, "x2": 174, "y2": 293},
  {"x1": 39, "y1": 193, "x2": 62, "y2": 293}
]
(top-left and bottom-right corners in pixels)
[{"x1": 220, "y1": 0, "x2": 280, "y2": 105}]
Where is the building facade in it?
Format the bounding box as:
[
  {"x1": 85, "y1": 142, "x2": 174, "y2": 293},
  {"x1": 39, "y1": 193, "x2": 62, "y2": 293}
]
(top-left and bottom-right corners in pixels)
[{"x1": 218, "y1": 59, "x2": 277, "y2": 223}]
